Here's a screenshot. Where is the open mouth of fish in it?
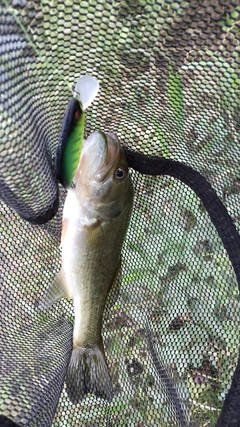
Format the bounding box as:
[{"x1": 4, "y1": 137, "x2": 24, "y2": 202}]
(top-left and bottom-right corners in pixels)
[{"x1": 80, "y1": 131, "x2": 120, "y2": 182}]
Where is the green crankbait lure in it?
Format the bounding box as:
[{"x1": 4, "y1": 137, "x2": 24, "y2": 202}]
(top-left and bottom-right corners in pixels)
[{"x1": 56, "y1": 75, "x2": 99, "y2": 187}]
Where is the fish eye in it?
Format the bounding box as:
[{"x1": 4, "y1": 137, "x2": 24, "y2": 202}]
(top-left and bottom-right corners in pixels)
[{"x1": 115, "y1": 168, "x2": 125, "y2": 179}]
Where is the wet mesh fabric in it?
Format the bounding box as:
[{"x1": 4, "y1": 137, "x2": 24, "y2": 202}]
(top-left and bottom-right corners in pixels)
[{"x1": 0, "y1": 0, "x2": 240, "y2": 426}]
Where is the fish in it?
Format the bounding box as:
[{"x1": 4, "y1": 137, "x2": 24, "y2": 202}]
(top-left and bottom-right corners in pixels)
[{"x1": 39, "y1": 130, "x2": 133, "y2": 403}]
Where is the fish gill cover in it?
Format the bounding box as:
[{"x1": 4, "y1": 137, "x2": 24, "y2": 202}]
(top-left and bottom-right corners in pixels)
[{"x1": 0, "y1": 1, "x2": 240, "y2": 427}]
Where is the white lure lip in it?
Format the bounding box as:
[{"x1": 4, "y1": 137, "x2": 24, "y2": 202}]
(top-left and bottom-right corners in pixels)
[{"x1": 74, "y1": 75, "x2": 99, "y2": 111}]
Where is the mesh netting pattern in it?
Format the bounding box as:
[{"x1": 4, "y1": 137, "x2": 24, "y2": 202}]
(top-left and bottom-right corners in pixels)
[
  {"x1": 0, "y1": 8, "x2": 58, "y2": 223},
  {"x1": 0, "y1": 0, "x2": 240, "y2": 426}
]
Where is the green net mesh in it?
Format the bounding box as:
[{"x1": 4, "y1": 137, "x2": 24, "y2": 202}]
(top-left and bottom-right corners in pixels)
[{"x1": 0, "y1": 0, "x2": 240, "y2": 426}]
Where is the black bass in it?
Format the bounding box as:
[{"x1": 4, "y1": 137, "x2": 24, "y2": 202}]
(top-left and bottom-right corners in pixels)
[{"x1": 40, "y1": 131, "x2": 133, "y2": 403}]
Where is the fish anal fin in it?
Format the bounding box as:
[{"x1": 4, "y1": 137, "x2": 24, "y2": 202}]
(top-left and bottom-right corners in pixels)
[
  {"x1": 66, "y1": 346, "x2": 112, "y2": 403},
  {"x1": 38, "y1": 269, "x2": 71, "y2": 310}
]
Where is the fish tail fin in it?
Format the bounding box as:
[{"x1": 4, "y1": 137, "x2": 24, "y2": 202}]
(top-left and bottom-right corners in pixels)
[{"x1": 66, "y1": 347, "x2": 113, "y2": 403}]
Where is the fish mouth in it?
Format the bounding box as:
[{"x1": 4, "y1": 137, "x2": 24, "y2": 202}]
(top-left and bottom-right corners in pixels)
[
  {"x1": 97, "y1": 132, "x2": 120, "y2": 181},
  {"x1": 81, "y1": 131, "x2": 120, "y2": 182}
]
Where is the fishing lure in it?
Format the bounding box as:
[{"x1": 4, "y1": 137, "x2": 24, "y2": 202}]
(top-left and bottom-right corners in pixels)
[{"x1": 56, "y1": 75, "x2": 99, "y2": 187}]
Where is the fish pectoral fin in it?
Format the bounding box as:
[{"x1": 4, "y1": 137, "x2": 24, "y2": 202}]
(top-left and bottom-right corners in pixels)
[
  {"x1": 85, "y1": 223, "x2": 104, "y2": 247},
  {"x1": 38, "y1": 269, "x2": 71, "y2": 311}
]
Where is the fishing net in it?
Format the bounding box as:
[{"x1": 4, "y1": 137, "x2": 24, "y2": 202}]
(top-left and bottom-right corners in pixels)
[{"x1": 0, "y1": 0, "x2": 240, "y2": 426}]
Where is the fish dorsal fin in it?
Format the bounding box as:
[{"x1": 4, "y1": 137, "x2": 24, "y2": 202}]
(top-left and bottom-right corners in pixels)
[{"x1": 38, "y1": 269, "x2": 71, "y2": 310}]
